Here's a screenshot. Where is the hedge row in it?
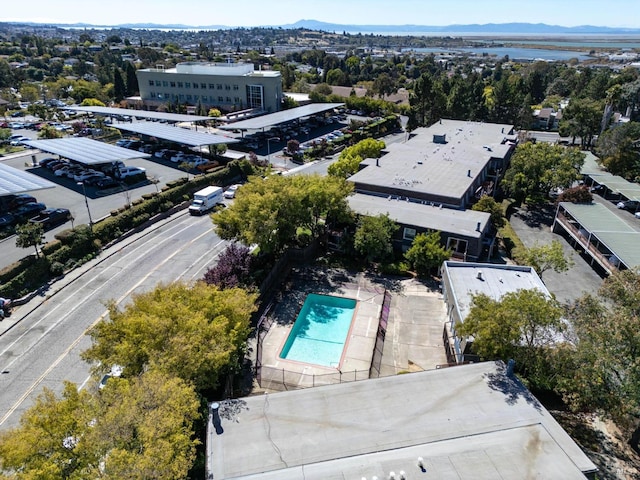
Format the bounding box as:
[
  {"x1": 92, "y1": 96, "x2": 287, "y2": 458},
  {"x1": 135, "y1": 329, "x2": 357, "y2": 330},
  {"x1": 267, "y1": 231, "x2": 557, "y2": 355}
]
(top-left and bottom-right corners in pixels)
[{"x1": 0, "y1": 160, "x2": 253, "y2": 298}]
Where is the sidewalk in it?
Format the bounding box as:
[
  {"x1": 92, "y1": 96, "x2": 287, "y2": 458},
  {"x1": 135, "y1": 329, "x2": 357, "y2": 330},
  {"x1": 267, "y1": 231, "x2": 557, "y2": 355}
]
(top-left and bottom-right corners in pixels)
[{"x1": 0, "y1": 208, "x2": 189, "y2": 337}]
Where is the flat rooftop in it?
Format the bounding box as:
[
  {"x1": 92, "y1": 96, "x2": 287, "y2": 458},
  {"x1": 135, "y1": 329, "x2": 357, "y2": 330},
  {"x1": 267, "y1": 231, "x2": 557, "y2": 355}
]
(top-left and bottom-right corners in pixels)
[
  {"x1": 442, "y1": 262, "x2": 549, "y2": 322},
  {"x1": 218, "y1": 103, "x2": 344, "y2": 130},
  {"x1": 348, "y1": 193, "x2": 490, "y2": 238},
  {"x1": 348, "y1": 119, "x2": 514, "y2": 203},
  {"x1": 24, "y1": 137, "x2": 150, "y2": 165},
  {"x1": 112, "y1": 122, "x2": 239, "y2": 147},
  {"x1": 0, "y1": 164, "x2": 57, "y2": 196},
  {"x1": 65, "y1": 106, "x2": 211, "y2": 123},
  {"x1": 210, "y1": 361, "x2": 596, "y2": 479},
  {"x1": 559, "y1": 202, "x2": 640, "y2": 269}
]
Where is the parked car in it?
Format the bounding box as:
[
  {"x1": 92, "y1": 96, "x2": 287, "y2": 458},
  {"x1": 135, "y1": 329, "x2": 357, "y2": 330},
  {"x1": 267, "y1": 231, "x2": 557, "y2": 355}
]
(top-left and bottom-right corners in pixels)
[
  {"x1": 223, "y1": 184, "x2": 241, "y2": 199},
  {"x1": 74, "y1": 170, "x2": 105, "y2": 182},
  {"x1": 38, "y1": 157, "x2": 59, "y2": 168},
  {"x1": 117, "y1": 166, "x2": 146, "y2": 179},
  {"x1": 95, "y1": 178, "x2": 120, "y2": 189},
  {"x1": 13, "y1": 202, "x2": 47, "y2": 221},
  {"x1": 29, "y1": 208, "x2": 71, "y2": 229},
  {"x1": 0, "y1": 213, "x2": 16, "y2": 228},
  {"x1": 616, "y1": 200, "x2": 640, "y2": 212},
  {"x1": 6, "y1": 194, "x2": 37, "y2": 211}
]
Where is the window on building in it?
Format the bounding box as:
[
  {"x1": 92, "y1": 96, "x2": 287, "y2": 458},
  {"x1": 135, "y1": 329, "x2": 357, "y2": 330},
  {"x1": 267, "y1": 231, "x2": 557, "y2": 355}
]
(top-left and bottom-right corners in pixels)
[
  {"x1": 403, "y1": 227, "x2": 417, "y2": 241},
  {"x1": 193, "y1": 83, "x2": 198, "y2": 89},
  {"x1": 246, "y1": 84, "x2": 264, "y2": 109},
  {"x1": 150, "y1": 91, "x2": 155, "y2": 97},
  {"x1": 234, "y1": 96, "x2": 240, "y2": 103},
  {"x1": 226, "y1": 96, "x2": 231, "y2": 102},
  {"x1": 201, "y1": 83, "x2": 207, "y2": 89},
  {"x1": 177, "y1": 82, "x2": 183, "y2": 88},
  {"x1": 186, "y1": 95, "x2": 192, "y2": 101},
  {"x1": 148, "y1": 80, "x2": 154, "y2": 86},
  {"x1": 179, "y1": 94, "x2": 185, "y2": 101},
  {"x1": 208, "y1": 83, "x2": 215, "y2": 89},
  {"x1": 218, "y1": 96, "x2": 224, "y2": 102},
  {"x1": 225, "y1": 84, "x2": 231, "y2": 90},
  {"x1": 447, "y1": 238, "x2": 468, "y2": 255},
  {"x1": 185, "y1": 82, "x2": 191, "y2": 88},
  {"x1": 201, "y1": 95, "x2": 208, "y2": 102},
  {"x1": 162, "y1": 81, "x2": 168, "y2": 87},
  {"x1": 170, "y1": 81, "x2": 176, "y2": 87},
  {"x1": 233, "y1": 84, "x2": 239, "y2": 90},
  {"x1": 155, "y1": 80, "x2": 161, "y2": 86},
  {"x1": 217, "y1": 84, "x2": 222, "y2": 90}
]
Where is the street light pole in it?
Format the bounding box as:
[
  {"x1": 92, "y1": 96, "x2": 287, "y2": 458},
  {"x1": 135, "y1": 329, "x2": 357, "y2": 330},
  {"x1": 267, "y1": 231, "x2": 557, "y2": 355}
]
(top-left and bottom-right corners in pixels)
[
  {"x1": 267, "y1": 136, "x2": 280, "y2": 163},
  {"x1": 77, "y1": 181, "x2": 93, "y2": 230}
]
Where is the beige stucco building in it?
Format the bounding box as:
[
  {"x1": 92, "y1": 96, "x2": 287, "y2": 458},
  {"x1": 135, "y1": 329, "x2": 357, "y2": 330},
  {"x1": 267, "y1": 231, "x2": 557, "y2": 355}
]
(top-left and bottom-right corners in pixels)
[{"x1": 136, "y1": 62, "x2": 282, "y2": 113}]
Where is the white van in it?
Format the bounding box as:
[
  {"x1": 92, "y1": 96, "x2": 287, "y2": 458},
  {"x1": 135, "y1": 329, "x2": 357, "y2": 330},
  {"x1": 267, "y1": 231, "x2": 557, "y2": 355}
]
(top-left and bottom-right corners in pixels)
[{"x1": 117, "y1": 166, "x2": 146, "y2": 178}]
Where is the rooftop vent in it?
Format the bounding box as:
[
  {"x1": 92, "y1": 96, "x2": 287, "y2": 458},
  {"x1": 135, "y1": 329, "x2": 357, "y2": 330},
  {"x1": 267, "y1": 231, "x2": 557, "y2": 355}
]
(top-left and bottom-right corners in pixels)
[
  {"x1": 433, "y1": 133, "x2": 447, "y2": 144},
  {"x1": 476, "y1": 270, "x2": 483, "y2": 281}
]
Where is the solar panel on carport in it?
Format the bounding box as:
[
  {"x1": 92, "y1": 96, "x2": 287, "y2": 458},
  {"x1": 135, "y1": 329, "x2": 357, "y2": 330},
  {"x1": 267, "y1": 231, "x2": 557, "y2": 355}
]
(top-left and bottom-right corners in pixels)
[
  {"x1": 23, "y1": 137, "x2": 150, "y2": 165},
  {"x1": 112, "y1": 123, "x2": 239, "y2": 147},
  {"x1": 0, "y1": 164, "x2": 56, "y2": 196},
  {"x1": 218, "y1": 103, "x2": 345, "y2": 130},
  {"x1": 65, "y1": 106, "x2": 211, "y2": 123}
]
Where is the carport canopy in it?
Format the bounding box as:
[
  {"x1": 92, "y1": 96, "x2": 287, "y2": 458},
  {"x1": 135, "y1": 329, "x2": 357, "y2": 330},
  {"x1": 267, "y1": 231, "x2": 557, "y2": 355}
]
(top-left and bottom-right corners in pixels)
[
  {"x1": 218, "y1": 103, "x2": 345, "y2": 131},
  {"x1": 0, "y1": 164, "x2": 56, "y2": 196},
  {"x1": 24, "y1": 137, "x2": 150, "y2": 166},
  {"x1": 65, "y1": 106, "x2": 211, "y2": 123},
  {"x1": 113, "y1": 123, "x2": 239, "y2": 147}
]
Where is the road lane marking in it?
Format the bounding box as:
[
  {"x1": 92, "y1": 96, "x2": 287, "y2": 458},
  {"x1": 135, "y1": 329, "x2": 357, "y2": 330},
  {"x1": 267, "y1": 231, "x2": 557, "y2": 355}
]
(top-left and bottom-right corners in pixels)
[{"x1": 1, "y1": 226, "x2": 225, "y2": 427}]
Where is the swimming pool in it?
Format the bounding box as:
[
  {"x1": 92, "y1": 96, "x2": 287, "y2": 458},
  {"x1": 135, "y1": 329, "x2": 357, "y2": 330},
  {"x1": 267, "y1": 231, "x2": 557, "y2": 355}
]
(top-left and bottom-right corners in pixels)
[{"x1": 280, "y1": 294, "x2": 357, "y2": 367}]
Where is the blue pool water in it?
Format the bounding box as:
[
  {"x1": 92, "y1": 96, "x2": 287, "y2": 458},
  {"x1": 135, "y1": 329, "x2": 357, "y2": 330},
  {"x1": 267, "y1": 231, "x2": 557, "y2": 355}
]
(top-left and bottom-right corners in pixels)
[{"x1": 280, "y1": 294, "x2": 357, "y2": 367}]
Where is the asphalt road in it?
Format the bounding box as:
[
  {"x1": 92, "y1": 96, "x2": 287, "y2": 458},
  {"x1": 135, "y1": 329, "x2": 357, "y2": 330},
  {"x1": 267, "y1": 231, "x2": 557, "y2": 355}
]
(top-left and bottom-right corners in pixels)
[{"x1": 0, "y1": 209, "x2": 228, "y2": 431}]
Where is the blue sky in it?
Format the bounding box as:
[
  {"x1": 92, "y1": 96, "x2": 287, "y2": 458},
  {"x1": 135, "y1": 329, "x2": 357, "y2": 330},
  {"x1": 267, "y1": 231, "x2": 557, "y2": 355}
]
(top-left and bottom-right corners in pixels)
[{"x1": 4, "y1": 0, "x2": 638, "y2": 28}]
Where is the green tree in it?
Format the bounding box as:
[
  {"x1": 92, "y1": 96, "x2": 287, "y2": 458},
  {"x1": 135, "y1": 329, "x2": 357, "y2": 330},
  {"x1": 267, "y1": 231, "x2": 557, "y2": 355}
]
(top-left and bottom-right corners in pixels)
[
  {"x1": 407, "y1": 72, "x2": 446, "y2": 130},
  {"x1": 471, "y1": 196, "x2": 505, "y2": 229},
  {"x1": 0, "y1": 382, "x2": 98, "y2": 479},
  {"x1": 328, "y1": 138, "x2": 386, "y2": 178},
  {"x1": 515, "y1": 240, "x2": 573, "y2": 279},
  {"x1": 15, "y1": 222, "x2": 44, "y2": 258},
  {"x1": 82, "y1": 282, "x2": 257, "y2": 392},
  {"x1": 354, "y1": 213, "x2": 398, "y2": 264},
  {"x1": 87, "y1": 371, "x2": 200, "y2": 479},
  {"x1": 404, "y1": 231, "x2": 451, "y2": 277},
  {"x1": 124, "y1": 62, "x2": 139, "y2": 96},
  {"x1": 458, "y1": 289, "x2": 564, "y2": 386},
  {"x1": 501, "y1": 142, "x2": 585, "y2": 203},
  {"x1": 212, "y1": 174, "x2": 353, "y2": 255},
  {"x1": 19, "y1": 84, "x2": 39, "y2": 104},
  {"x1": 559, "y1": 97, "x2": 603, "y2": 148},
  {"x1": 80, "y1": 97, "x2": 106, "y2": 107},
  {"x1": 556, "y1": 269, "x2": 640, "y2": 450},
  {"x1": 0, "y1": 372, "x2": 200, "y2": 480},
  {"x1": 596, "y1": 121, "x2": 640, "y2": 180},
  {"x1": 113, "y1": 67, "x2": 126, "y2": 101}
]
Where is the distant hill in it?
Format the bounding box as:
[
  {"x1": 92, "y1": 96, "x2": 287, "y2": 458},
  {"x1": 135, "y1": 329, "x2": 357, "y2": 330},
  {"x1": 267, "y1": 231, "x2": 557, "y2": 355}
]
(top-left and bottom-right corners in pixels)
[{"x1": 4, "y1": 19, "x2": 640, "y2": 34}]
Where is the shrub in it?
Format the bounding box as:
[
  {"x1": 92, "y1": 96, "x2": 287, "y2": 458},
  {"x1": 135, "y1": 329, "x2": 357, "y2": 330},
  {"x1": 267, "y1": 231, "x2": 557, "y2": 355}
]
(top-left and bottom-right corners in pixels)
[
  {"x1": 49, "y1": 261, "x2": 65, "y2": 276},
  {"x1": 557, "y1": 185, "x2": 593, "y2": 204}
]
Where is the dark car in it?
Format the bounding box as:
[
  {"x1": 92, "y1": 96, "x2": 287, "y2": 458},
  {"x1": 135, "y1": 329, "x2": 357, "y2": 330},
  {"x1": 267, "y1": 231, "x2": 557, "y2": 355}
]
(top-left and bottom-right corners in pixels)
[
  {"x1": 29, "y1": 208, "x2": 71, "y2": 230},
  {"x1": 616, "y1": 200, "x2": 640, "y2": 212},
  {"x1": 95, "y1": 178, "x2": 120, "y2": 190},
  {"x1": 0, "y1": 213, "x2": 16, "y2": 228},
  {"x1": 2, "y1": 194, "x2": 37, "y2": 213},
  {"x1": 38, "y1": 157, "x2": 59, "y2": 168},
  {"x1": 13, "y1": 202, "x2": 47, "y2": 221}
]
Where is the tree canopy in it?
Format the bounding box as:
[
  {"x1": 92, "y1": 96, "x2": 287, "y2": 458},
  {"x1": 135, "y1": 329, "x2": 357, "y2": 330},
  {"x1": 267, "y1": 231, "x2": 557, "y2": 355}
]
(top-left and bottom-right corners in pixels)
[
  {"x1": 212, "y1": 174, "x2": 353, "y2": 255},
  {"x1": 457, "y1": 289, "x2": 564, "y2": 386},
  {"x1": 353, "y1": 213, "x2": 398, "y2": 263},
  {"x1": 328, "y1": 138, "x2": 386, "y2": 178},
  {"x1": 0, "y1": 372, "x2": 200, "y2": 480},
  {"x1": 501, "y1": 142, "x2": 585, "y2": 203},
  {"x1": 515, "y1": 240, "x2": 573, "y2": 279},
  {"x1": 471, "y1": 196, "x2": 505, "y2": 229},
  {"x1": 404, "y1": 231, "x2": 451, "y2": 276},
  {"x1": 82, "y1": 281, "x2": 257, "y2": 392}
]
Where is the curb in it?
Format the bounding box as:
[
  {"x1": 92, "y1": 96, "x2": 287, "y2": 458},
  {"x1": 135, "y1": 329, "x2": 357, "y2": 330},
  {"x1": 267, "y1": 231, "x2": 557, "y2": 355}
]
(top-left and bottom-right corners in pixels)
[{"x1": 0, "y1": 208, "x2": 190, "y2": 337}]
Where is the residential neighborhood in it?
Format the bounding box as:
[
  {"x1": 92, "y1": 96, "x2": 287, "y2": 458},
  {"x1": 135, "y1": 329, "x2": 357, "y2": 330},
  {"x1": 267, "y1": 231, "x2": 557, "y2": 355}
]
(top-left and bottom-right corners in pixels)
[{"x1": 1, "y1": 11, "x2": 640, "y2": 480}]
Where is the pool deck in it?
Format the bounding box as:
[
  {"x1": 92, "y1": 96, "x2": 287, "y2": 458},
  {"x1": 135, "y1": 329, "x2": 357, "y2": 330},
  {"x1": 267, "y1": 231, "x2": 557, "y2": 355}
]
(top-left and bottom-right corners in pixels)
[
  {"x1": 260, "y1": 282, "x2": 383, "y2": 390},
  {"x1": 256, "y1": 268, "x2": 448, "y2": 391}
]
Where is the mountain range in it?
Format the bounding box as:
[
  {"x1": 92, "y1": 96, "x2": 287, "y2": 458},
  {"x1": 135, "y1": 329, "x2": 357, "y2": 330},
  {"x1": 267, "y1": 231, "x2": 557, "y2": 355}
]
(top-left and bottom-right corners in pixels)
[{"x1": 6, "y1": 19, "x2": 640, "y2": 34}]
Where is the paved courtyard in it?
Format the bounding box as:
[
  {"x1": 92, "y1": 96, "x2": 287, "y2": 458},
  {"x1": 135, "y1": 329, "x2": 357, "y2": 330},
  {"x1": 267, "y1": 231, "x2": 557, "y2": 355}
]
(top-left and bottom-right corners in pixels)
[{"x1": 254, "y1": 267, "x2": 448, "y2": 392}]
